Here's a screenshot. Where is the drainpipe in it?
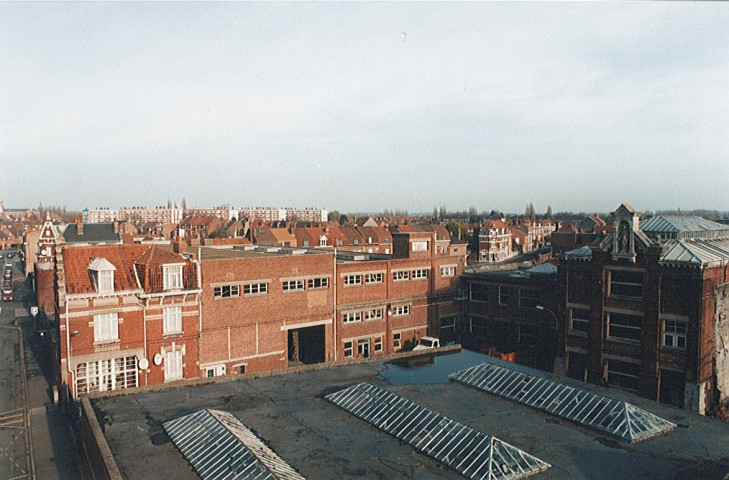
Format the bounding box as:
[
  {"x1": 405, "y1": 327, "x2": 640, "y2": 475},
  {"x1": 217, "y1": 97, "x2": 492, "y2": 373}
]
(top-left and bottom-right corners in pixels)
[{"x1": 333, "y1": 249, "x2": 337, "y2": 361}]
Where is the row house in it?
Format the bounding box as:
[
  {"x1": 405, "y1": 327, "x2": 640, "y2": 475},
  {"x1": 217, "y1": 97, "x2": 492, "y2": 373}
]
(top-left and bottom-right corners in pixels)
[
  {"x1": 179, "y1": 215, "x2": 226, "y2": 239},
  {"x1": 478, "y1": 220, "x2": 513, "y2": 262},
  {"x1": 460, "y1": 264, "x2": 560, "y2": 371},
  {"x1": 248, "y1": 225, "x2": 298, "y2": 247},
  {"x1": 561, "y1": 204, "x2": 729, "y2": 414},
  {"x1": 55, "y1": 244, "x2": 201, "y2": 400}
]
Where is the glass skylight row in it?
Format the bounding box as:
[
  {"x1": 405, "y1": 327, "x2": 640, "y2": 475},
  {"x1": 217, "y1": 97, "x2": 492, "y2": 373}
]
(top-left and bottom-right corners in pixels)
[
  {"x1": 163, "y1": 409, "x2": 305, "y2": 480},
  {"x1": 449, "y1": 363, "x2": 675, "y2": 443},
  {"x1": 326, "y1": 382, "x2": 550, "y2": 480}
]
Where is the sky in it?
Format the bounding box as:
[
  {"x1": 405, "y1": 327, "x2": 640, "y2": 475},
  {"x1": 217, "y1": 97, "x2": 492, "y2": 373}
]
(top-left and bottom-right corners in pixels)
[{"x1": 1, "y1": 2, "x2": 728, "y2": 215}]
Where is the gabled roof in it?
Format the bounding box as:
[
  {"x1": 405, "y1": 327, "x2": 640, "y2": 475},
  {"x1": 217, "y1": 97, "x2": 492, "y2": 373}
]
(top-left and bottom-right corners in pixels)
[
  {"x1": 63, "y1": 223, "x2": 121, "y2": 244},
  {"x1": 483, "y1": 220, "x2": 508, "y2": 230},
  {"x1": 356, "y1": 226, "x2": 392, "y2": 244},
  {"x1": 641, "y1": 215, "x2": 729, "y2": 238},
  {"x1": 88, "y1": 257, "x2": 116, "y2": 271},
  {"x1": 660, "y1": 238, "x2": 729, "y2": 265}
]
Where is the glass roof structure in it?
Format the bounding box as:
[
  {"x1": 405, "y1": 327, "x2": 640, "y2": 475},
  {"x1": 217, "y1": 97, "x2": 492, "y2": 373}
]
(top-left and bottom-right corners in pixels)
[
  {"x1": 326, "y1": 382, "x2": 550, "y2": 480},
  {"x1": 449, "y1": 363, "x2": 675, "y2": 443},
  {"x1": 163, "y1": 409, "x2": 305, "y2": 480}
]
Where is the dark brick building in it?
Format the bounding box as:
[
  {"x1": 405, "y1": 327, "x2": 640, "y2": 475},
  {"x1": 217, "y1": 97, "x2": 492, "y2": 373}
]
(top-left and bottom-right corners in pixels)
[{"x1": 561, "y1": 204, "x2": 729, "y2": 414}]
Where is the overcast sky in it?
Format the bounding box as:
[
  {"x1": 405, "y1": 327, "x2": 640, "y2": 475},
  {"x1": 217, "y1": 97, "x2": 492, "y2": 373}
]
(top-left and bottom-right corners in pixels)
[{"x1": 1, "y1": 2, "x2": 727, "y2": 215}]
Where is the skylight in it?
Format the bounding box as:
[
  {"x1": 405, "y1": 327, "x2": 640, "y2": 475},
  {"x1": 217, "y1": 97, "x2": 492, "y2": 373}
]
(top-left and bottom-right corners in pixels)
[
  {"x1": 163, "y1": 409, "x2": 305, "y2": 480},
  {"x1": 326, "y1": 382, "x2": 550, "y2": 480},
  {"x1": 449, "y1": 362, "x2": 675, "y2": 443}
]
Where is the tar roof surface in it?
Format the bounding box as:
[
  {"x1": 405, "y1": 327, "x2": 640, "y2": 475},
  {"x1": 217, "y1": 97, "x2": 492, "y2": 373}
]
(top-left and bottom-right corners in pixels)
[
  {"x1": 93, "y1": 353, "x2": 729, "y2": 480},
  {"x1": 194, "y1": 246, "x2": 332, "y2": 261}
]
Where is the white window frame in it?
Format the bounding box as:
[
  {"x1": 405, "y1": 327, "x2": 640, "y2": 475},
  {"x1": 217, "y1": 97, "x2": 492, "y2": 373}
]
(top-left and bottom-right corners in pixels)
[
  {"x1": 214, "y1": 284, "x2": 240, "y2": 298},
  {"x1": 94, "y1": 312, "x2": 119, "y2": 343},
  {"x1": 663, "y1": 319, "x2": 687, "y2": 350},
  {"x1": 343, "y1": 341, "x2": 353, "y2": 358},
  {"x1": 98, "y1": 270, "x2": 114, "y2": 293},
  {"x1": 357, "y1": 338, "x2": 369, "y2": 356},
  {"x1": 412, "y1": 241, "x2": 428, "y2": 252},
  {"x1": 164, "y1": 350, "x2": 183, "y2": 381},
  {"x1": 307, "y1": 277, "x2": 329, "y2": 289},
  {"x1": 163, "y1": 306, "x2": 182, "y2": 335},
  {"x1": 75, "y1": 356, "x2": 137, "y2": 394},
  {"x1": 163, "y1": 265, "x2": 184, "y2": 290},
  {"x1": 365, "y1": 272, "x2": 383, "y2": 285},
  {"x1": 374, "y1": 335, "x2": 383, "y2": 352},
  {"x1": 364, "y1": 308, "x2": 384, "y2": 321},
  {"x1": 393, "y1": 332, "x2": 401, "y2": 350},
  {"x1": 392, "y1": 305, "x2": 410, "y2": 316},
  {"x1": 344, "y1": 274, "x2": 362, "y2": 286},
  {"x1": 440, "y1": 266, "x2": 455, "y2": 277},
  {"x1": 343, "y1": 312, "x2": 362, "y2": 324},
  {"x1": 393, "y1": 270, "x2": 409, "y2": 282},
  {"x1": 243, "y1": 282, "x2": 267, "y2": 296},
  {"x1": 282, "y1": 279, "x2": 305, "y2": 292},
  {"x1": 412, "y1": 268, "x2": 429, "y2": 280}
]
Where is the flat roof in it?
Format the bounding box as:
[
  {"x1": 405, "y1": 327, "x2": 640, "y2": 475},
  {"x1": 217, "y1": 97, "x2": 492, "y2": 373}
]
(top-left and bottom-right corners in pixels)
[
  {"x1": 193, "y1": 246, "x2": 332, "y2": 261},
  {"x1": 93, "y1": 352, "x2": 729, "y2": 480}
]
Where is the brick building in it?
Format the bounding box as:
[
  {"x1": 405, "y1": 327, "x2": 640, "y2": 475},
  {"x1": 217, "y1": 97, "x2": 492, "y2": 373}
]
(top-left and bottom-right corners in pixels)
[
  {"x1": 478, "y1": 220, "x2": 513, "y2": 262},
  {"x1": 55, "y1": 244, "x2": 201, "y2": 400},
  {"x1": 561, "y1": 204, "x2": 729, "y2": 414},
  {"x1": 460, "y1": 263, "x2": 560, "y2": 371}
]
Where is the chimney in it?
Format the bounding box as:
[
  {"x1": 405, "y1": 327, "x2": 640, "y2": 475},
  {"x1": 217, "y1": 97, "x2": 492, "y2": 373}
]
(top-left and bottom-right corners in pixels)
[
  {"x1": 77, "y1": 218, "x2": 84, "y2": 235},
  {"x1": 113, "y1": 218, "x2": 119, "y2": 234}
]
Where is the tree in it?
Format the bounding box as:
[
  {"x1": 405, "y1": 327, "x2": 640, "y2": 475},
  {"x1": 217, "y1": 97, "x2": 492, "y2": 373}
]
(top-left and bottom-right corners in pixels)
[
  {"x1": 328, "y1": 210, "x2": 341, "y2": 224},
  {"x1": 339, "y1": 214, "x2": 348, "y2": 224},
  {"x1": 433, "y1": 207, "x2": 438, "y2": 220},
  {"x1": 545, "y1": 205, "x2": 553, "y2": 219},
  {"x1": 439, "y1": 206, "x2": 447, "y2": 220},
  {"x1": 181, "y1": 197, "x2": 187, "y2": 210}
]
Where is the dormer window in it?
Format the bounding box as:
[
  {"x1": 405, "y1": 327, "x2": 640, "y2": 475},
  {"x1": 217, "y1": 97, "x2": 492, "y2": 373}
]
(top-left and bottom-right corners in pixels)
[
  {"x1": 88, "y1": 258, "x2": 116, "y2": 293},
  {"x1": 163, "y1": 264, "x2": 184, "y2": 290}
]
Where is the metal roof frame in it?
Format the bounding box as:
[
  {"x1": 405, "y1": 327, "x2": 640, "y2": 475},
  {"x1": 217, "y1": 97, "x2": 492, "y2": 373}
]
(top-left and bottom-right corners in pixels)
[
  {"x1": 163, "y1": 409, "x2": 305, "y2": 480},
  {"x1": 326, "y1": 382, "x2": 550, "y2": 480},
  {"x1": 449, "y1": 362, "x2": 675, "y2": 443}
]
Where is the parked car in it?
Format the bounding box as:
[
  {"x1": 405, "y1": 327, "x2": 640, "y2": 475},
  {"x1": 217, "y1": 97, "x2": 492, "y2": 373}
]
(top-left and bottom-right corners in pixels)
[
  {"x1": 412, "y1": 336, "x2": 441, "y2": 351},
  {"x1": 2, "y1": 288, "x2": 12, "y2": 301}
]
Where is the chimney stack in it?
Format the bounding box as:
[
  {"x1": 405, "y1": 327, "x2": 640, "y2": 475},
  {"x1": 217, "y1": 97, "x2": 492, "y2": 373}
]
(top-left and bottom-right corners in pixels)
[
  {"x1": 77, "y1": 218, "x2": 84, "y2": 235},
  {"x1": 113, "y1": 219, "x2": 119, "y2": 234}
]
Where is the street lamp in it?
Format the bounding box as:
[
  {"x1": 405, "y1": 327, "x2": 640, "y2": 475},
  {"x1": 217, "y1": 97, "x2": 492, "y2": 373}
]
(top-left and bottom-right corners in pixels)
[{"x1": 535, "y1": 305, "x2": 558, "y2": 330}]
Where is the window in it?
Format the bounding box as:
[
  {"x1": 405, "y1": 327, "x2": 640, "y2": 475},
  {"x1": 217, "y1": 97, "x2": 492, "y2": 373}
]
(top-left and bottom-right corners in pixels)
[
  {"x1": 364, "y1": 308, "x2": 383, "y2": 321},
  {"x1": 609, "y1": 269, "x2": 643, "y2": 299},
  {"x1": 344, "y1": 341, "x2": 353, "y2": 358},
  {"x1": 303, "y1": 240, "x2": 309, "y2": 247},
  {"x1": 365, "y1": 273, "x2": 383, "y2": 284},
  {"x1": 164, "y1": 350, "x2": 183, "y2": 381},
  {"x1": 243, "y1": 283, "x2": 267, "y2": 295},
  {"x1": 374, "y1": 336, "x2": 383, "y2": 352},
  {"x1": 412, "y1": 241, "x2": 428, "y2": 252},
  {"x1": 607, "y1": 359, "x2": 640, "y2": 391},
  {"x1": 469, "y1": 316, "x2": 489, "y2": 337},
  {"x1": 393, "y1": 271, "x2": 409, "y2": 282},
  {"x1": 440, "y1": 315, "x2": 457, "y2": 341},
  {"x1": 393, "y1": 332, "x2": 401, "y2": 349},
  {"x1": 94, "y1": 312, "x2": 119, "y2": 343},
  {"x1": 319, "y1": 236, "x2": 327, "y2": 246},
  {"x1": 307, "y1": 277, "x2": 329, "y2": 289},
  {"x1": 498, "y1": 286, "x2": 508, "y2": 306},
  {"x1": 440, "y1": 266, "x2": 455, "y2": 277},
  {"x1": 663, "y1": 319, "x2": 687, "y2": 350},
  {"x1": 607, "y1": 312, "x2": 642, "y2": 342},
  {"x1": 163, "y1": 265, "x2": 183, "y2": 290},
  {"x1": 344, "y1": 274, "x2": 362, "y2": 286},
  {"x1": 412, "y1": 268, "x2": 428, "y2": 280},
  {"x1": 470, "y1": 283, "x2": 488, "y2": 302},
  {"x1": 518, "y1": 288, "x2": 538, "y2": 308},
  {"x1": 98, "y1": 270, "x2": 114, "y2": 293},
  {"x1": 163, "y1": 306, "x2": 182, "y2": 335},
  {"x1": 357, "y1": 338, "x2": 370, "y2": 358},
  {"x1": 76, "y1": 356, "x2": 137, "y2": 394},
  {"x1": 392, "y1": 305, "x2": 410, "y2": 316},
  {"x1": 343, "y1": 312, "x2": 362, "y2": 324},
  {"x1": 282, "y1": 279, "x2": 305, "y2": 291},
  {"x1": 214, "y1": 284, "x2": 239, "y2": 298},
  {"x1": 570, "y1": 308, "x2": 590, "y2": 334},
  {"x1": 205, "y1": 365, "x2": 226, "y2": 378}
]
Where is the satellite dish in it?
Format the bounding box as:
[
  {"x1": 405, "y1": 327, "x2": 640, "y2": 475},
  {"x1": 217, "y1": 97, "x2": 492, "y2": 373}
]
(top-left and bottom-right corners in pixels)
[
  {"x1": 138, "y1": 358, "x2": 149, "y2": 370},
  {"x1": 153, "y1": 353, "x2": 163, "y2": 366}
]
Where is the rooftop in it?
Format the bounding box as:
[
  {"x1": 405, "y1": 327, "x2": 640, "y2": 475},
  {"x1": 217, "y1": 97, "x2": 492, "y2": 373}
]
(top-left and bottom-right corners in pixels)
[
  {"x1": 92, "y1": 351, "x2": 729, "y2": 480},
  {"x1": 192, "y1": 245, "x2": 332, "y2": 261}
]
